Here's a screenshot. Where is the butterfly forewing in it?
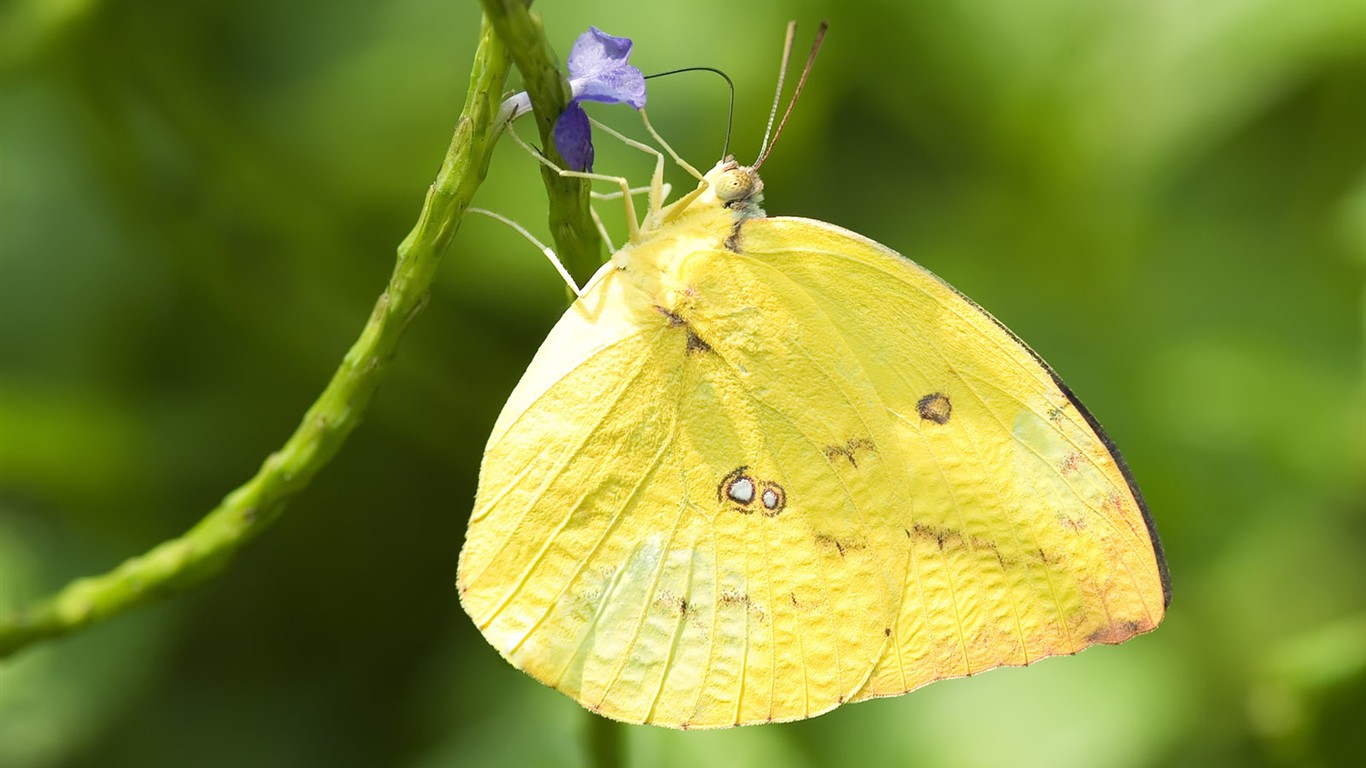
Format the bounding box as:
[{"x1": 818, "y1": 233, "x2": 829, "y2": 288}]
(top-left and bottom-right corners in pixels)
[{"x1": 734, "y1": 217, "x2": 1169, "y2": 700}]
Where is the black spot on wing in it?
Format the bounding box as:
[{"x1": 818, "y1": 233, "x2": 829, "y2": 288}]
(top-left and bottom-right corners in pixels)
[
  {"x1": 907, "y1": 523, "x2": 1022, "y2": 569},
  {"x1": 655, "y1": 305, "x2": 713, "y2": 354},
  {"x1": 656, "y1": 592, "x2": 696, "y2": 618},
  {"x1": 686, "y1": 329, "x2": 712, "y2": 353},
  {"x1": 822, "y1": 437, "x2": 878, "y2": 467},
  {"x1": 814, "y1": 533, "x2": 863, "y2": 558},
  {"x1": 917, "y1": 392, "x2": 952, "y2": 424},
  {"x1": 816, "y1": 534, "x2": 846, "y2": 558},
  {"x1": 655, "y1": 306, "x2": 686, "y2": 327},
  {"x1": 909, "y1": 522, "x2": 958, "y2": 550},
  {"x1": 719, "y1": 589, "x2": 767, "y2": 622}
]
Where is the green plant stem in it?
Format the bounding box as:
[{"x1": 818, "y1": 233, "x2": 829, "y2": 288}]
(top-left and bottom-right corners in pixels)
[
  {"x1": 0, "y1": 17, "x2": 512, "y2": 659},
  {"x1": 586, "y1": 710, "x2": 625, "y2": 768},
  {"x1": 480, "y1": 0, "x2": 604, "y2": 286},
  {"x1": 480, "y1": 6, "x2": 625, "y2": 761}
]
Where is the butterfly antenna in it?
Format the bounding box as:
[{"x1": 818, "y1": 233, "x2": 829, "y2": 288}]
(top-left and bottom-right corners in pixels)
[
  {"x1": 754, "y1": 20, "x2": 829, "y2": 171},
  {"x1": 645, "y1": 67, "x2": 736, "y2": 160},
  {"x1": 757, "y1": 21, "x2": 798, "y2": 162}
]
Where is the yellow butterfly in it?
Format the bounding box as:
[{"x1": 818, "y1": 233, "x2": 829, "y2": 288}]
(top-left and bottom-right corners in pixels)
[{"x1": 458, "y1": 28, "x2": 1169, "y2": 730}]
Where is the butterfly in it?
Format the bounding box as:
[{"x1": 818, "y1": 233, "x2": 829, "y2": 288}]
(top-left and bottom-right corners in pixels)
[{"x1": 457, "y1": 25, "x2": 1169, "y2": 729}]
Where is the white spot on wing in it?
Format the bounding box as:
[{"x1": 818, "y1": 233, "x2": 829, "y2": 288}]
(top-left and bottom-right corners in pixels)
[
  {"x1": 761, "y1": 488, "x2": 779, "y2": 509},
  {"x1": 729, "y1": 477, "x2": 755, "y2": 504}
]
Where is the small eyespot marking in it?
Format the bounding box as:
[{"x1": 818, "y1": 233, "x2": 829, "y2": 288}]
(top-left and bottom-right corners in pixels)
[
  {"x1": 731, "y1": 477, "x2": 756, "y2": 504},
  {"x1": 720, "y1": 467, "x2": 785, "y2": 516},
  {"x1": 759, "y1": 482, "x2": 786, "y2": 515},
  {"x1": 719, "y1": 466, "x2": 756, "y2": 511},
  {"x1": 917, "y1": 392, "x2": 952, "y2": 424}
]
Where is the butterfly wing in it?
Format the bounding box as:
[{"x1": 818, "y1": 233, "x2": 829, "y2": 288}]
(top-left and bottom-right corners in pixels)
[
  {"x1": 459, "y1": 261, "x2": 913, "y2": 727},
  {"x1": 720, "y1": 216, "x2": 1170, "y2": 701},
  {"x1": 462, "y1": 209, "x2": 1168, "y2": 726}
]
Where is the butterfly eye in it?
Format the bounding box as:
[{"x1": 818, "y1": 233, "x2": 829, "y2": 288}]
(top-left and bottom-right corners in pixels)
[{"x1": 714, "y1": 168, "x2": 756, "y2": 203}]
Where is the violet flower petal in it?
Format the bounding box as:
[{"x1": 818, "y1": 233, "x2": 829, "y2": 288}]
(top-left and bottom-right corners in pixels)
[
  {"x1": 553, "y1": 100, "x2": 594, "y2": 172},
  {"x1": 566, "y1": 26, "x2": 646, "y2": 109}
]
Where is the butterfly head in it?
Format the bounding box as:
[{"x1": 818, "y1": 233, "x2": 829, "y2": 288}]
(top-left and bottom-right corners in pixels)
[{"x1": 702, "y1": 157, "x2": 765, "y2": 218}]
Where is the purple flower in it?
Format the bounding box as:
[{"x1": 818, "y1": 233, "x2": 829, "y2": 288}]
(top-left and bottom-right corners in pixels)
[
  {"x1": 553, "y1": 27, "x2": 647, "y2": 172},
  {"x1": 567, "y1": 27, "x2": 647, "y2": 108},
  {"x1": 554, "y1": 101, "x2": 596, "y2": 174}
]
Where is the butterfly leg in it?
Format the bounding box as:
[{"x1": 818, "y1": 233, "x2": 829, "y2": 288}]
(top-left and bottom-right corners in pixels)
[
  {"x1": 638, "y1": 109, "x2": 706, "y2": 183},
  {"x1": 587, "y1": 116, "x2": 668, "y2": 220},
  {"x1": 587, "y1": 182, "x2": 677, "y2": 253},
  {"x1": 506, "y1": 126, "x2": 644, "y2": 244},
  {"x1": 590, "y1": 184, "x2": 672, "y2": 202},
  {"x1": 464, "y1": 207, "x2": 582, "y2": 297},
  {"x1": 587, "y1": 205, "x2": 614, "y2": 253},
  {"x1": 638, "y1": 109, "x2": 711, "y2": 222}
]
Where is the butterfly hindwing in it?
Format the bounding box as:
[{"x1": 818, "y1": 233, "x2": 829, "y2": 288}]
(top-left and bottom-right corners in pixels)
[{"x1": 461, "y1": 256, "x2": 912, "y2": 726}]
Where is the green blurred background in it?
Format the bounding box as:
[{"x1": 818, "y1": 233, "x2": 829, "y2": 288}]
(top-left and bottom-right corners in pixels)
[{"x1": 1, "y1": 0, "x2": 1363, "y2": 766}]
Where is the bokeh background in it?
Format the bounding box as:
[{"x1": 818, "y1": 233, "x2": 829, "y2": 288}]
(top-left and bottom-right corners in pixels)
[{"x1": 2, "y1": 0, "x2": 1363, "y2": 766}]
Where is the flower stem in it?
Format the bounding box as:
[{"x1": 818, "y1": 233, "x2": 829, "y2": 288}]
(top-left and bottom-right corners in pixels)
[
  {"x1": 0, "y1": 16, "x2": 512, "y2": 659},
  {"x1": 586, "y1": 710, "x2": 626, "y2": 768},
  {"x1": 480, "y1": 0, "x2": 605, "y2": 286}
]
